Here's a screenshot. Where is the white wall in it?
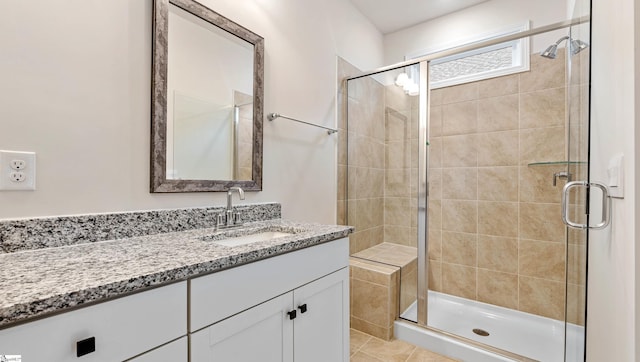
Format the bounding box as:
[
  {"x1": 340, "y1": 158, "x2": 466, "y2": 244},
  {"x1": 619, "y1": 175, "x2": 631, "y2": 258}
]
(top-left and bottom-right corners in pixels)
[
  {"x1": 588, "y1": 0, "x2": 638, "y2": 360},
  {"x1": 383, "y1": 0, "x2": 571, "y2": 65},
  {"x1": 0, "y1": 0, "x2": 383, "y2": 222}
]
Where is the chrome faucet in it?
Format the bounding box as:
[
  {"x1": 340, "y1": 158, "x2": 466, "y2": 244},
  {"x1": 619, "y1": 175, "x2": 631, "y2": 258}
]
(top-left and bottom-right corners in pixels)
[{"x1": 219, "y1": 187, "x2": 245, "y2": 228}]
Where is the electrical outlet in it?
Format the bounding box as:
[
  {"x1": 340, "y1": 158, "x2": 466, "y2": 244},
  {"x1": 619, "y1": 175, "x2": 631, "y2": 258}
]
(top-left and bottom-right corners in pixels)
[
  {"x1": 9, "y1": 171, "x2": 26, "y2": 182},
  {"x1": 10, "y1": 159, "x2": 26, "y2": 170},
  {"x1": 0, "y1": 150, "x2": 36, "y2": 191}
]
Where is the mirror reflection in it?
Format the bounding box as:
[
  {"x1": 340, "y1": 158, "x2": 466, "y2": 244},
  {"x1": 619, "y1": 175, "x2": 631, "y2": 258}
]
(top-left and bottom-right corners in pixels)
[
  {"x1": 167, "y1": 4, "x2": 254, "y2": 181},
  {"x1": 151, "y1": 0, "x2": 264, "y2": 192}
]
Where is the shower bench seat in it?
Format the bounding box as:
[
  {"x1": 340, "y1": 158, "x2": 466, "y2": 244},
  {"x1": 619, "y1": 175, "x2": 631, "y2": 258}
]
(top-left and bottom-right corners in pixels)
[{"x1": 349, "y1": 242, "x2": 417, "y2": 340}]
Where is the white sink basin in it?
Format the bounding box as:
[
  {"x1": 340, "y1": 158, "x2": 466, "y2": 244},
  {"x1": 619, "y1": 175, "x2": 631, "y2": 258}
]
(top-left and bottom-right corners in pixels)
[{"x1": 213, "y1": 231, "x2": 293, "y2": 247}]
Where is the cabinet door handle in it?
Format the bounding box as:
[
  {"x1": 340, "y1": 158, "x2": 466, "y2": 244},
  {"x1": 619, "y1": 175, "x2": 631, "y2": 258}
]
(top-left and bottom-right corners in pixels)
[
  {"x1": 298, "y1": 304, "x2": 308, "y2": 314},
  {"x1": 76, "y1": 336, "x2": 96, "y2": 357},
  {"x1": 287, "y1": 310, "x2": 297, "y2": 320}
]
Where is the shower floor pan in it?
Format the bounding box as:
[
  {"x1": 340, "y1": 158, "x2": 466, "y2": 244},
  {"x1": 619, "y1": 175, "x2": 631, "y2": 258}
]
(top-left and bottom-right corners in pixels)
[{"x1": 397, "y1": 291, "x2": 584, "y2": 362}]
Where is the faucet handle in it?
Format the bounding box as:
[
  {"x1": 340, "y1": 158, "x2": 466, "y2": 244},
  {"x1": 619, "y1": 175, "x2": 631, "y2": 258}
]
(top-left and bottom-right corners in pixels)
[
  {"x1": 233, "y1": 212, "x2": 243, "y2": 225},
  {"x1": 216, "y1": 213, "x2": 226, "y2": 226}
]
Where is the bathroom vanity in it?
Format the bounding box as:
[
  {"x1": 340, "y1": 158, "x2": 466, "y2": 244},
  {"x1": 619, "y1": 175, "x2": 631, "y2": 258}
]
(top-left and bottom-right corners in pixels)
[{"x1": 0, "y1": 204, "x2": 351, "y2": 361}]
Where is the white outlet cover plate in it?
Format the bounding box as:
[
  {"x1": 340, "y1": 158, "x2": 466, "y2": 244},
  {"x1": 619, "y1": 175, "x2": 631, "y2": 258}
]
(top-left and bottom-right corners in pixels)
[{"x1": 0, "y1": 150, "x2": 36, "y2": 190}]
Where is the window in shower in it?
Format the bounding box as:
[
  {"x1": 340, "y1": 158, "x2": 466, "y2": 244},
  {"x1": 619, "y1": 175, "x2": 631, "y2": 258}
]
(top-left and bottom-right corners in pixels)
[{"x1": 408, "y1": 22, "x2": 530, "y2": 89}]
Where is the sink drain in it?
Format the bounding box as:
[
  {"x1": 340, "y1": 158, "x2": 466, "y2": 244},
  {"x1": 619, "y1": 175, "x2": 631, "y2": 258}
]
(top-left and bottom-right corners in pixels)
[{"x1": 472, "y1": 328, "x2": 490, "y2": 337}]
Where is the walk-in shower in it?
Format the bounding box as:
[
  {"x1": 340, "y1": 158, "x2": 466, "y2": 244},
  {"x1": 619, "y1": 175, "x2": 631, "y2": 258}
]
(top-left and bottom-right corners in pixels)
[{"x1": 340, "y1": 15, "x2": 590, "y2": 362}]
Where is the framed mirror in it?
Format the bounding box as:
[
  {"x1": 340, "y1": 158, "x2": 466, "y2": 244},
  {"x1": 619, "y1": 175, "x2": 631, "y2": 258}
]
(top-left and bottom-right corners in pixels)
[{"x1": 151, "y1": 0, "x2": 264, "y2": 192}]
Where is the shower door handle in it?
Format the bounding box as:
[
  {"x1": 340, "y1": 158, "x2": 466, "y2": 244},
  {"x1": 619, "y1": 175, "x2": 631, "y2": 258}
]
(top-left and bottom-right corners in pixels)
[{"x1": 561, "y1": 181, "x2": 611, "y2": 229}]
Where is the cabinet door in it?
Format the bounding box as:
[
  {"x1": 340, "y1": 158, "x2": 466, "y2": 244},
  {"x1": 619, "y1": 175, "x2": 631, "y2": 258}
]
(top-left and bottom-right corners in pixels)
[
  {"x1": 128, "y1": 337, "x2": 187, "y2": 362},
  {"x1": 190, "y1": 292, "x2": 294, "y2": 362},
  {"x1": 293, "y1": 267, "x2": 349, "y2": 362}
]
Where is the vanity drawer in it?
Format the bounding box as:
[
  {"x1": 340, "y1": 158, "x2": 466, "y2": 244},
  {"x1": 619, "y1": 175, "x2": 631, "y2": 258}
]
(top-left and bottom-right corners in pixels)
[
  {"x1": 0, "y1": 281, "x2": 187, "y2": 362},
  {"x1": 190, "y1": 237, "x2": 349, "y2": 331}
]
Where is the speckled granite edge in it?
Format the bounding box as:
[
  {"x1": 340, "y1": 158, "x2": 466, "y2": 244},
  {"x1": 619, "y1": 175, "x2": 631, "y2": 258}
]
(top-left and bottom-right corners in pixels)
[
  {"x1": 0, "y1": 220, "x2": 353, "y2": 328},
  {"x1": 0, "y1": 203, "x2": 280, "y2": 253}
]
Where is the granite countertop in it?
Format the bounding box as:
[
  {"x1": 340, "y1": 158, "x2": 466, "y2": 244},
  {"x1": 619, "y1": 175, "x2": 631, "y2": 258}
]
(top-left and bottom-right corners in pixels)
[{"x1": 0, "y1": 219, "x2": 353, "y2": 329}]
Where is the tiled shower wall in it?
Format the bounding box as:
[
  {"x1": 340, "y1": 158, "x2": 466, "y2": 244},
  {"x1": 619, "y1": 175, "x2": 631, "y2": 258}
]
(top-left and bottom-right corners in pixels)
[
  {"x1": 338, "y1": 58, "x2": 385, "y2": 255},
  {"x1": 338, "y1": 59, "x2": 419, "y2": 254},
  {"x1": 427, "y1": 49, "x2": 587, "y2": 324},
  {"x1": 338, "y1": 48, "x2": 587, "y2": 324}
]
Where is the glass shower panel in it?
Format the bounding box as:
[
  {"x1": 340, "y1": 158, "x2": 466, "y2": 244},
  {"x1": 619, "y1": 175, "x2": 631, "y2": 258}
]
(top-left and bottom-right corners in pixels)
[
  {"x1": 420, "y1": 28, "x2": 589, "y2": 361},
  {"x1": 345, "y1": 64, "x2": 422, "y2": 337},
  {"x1": 565, "y1": 17, "x2": 591, "y2": 362}
]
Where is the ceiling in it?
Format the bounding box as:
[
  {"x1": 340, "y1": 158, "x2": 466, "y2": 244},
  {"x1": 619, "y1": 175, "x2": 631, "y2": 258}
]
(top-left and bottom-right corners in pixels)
[{"x1": 349, "y1": 0, "x2": 490, "y2": 34}]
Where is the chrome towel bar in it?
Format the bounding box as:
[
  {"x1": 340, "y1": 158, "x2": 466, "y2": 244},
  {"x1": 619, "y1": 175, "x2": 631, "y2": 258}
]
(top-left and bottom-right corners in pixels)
[{"x1": 267, "y1": 113, "x2": 338, "y2": 135}]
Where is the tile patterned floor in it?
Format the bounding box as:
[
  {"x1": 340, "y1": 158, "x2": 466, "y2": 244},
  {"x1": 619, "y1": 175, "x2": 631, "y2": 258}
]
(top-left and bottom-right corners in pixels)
[{"x1": 350, "y1": 329, "x2": 459, "y2": 362}]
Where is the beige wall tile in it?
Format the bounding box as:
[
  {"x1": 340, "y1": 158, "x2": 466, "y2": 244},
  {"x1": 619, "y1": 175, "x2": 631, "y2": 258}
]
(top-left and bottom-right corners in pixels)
[
  {"x1": 442, "y1": 101, "x2": 478, "y2": 136},
  {"x1": 442, "y1": 134, "x2": 477, "y2": 167},
  {"x1": 386, "y1": 108, "x2": 410, "y2": 142},
  {"x1": 428, "y1": 199, "x2": 442, "y2": 231},
  {"x1": 429, "y1": 105, "x2": 443, "y2": 137},
  {"x1": 478, "y1": 201, "x2": 518, "y2": 237},
  {"x1": 519, "y1": 202, "x2": 565, "y2": 242},
  {"x1": 519, "y1": 165, "x2": 564, "y2": 203},
  {"x1": 351, "y1": 260, "x2": 397, "y2": 286},
  {"x1": 442, "y1": 263, "x2": 477, "y2": 299},
  {"x1": 478, "y1": 167, "x2": 518, "y2": 202},
  {"x1": 428, "y1": 168, "x2": 442, "y2": 200},
  {"x1": 372, "y1": 139, "x2": 386, "y2": 168},
  {"x1": 351, "y1": 278, "x2": 393, "y2": 327},
  {"x1": 520, "y1": 127, "x2": 565, "y2": 165},
  {"x1": 385, "y1": 169, "x2": 410, "y2": 197},
  {"x1": 384, "y1": 225, "x2": 415, "y2": 247},
  {"x1": 567, "y1": 283, "x2": 586, "y2": 326},
  {"x1": 477, "y1": 130, "x2": 519, "y2": 166},
  {"x1": 354, "y1": 226, "x2": 385, "y2": 253},
  {"x1": 519, "y1": 276, "x2": 565, "y2": 321},
  {"x1": 519, "y1": 239, "x2": 566, "y2": 281},
  {"x1": 337, "y1": 200, "x2": 346, "y2": 225},
  {"x1": 442, "y1": 231, "x2": 477, "y2": 266},
  {"x1": 477, "y1": 94, "x2": 519, "y2": 133},
  {"x1": 337, "y1": 165, "x2": 346, "y2": 201},
  {"x1": 441, "y1": 82, "x2": 478, "y2": 104},
  {"x1": 430, "y1": 88, "x2": 443, "y2": 106},
  {"x1": 568, "y1": 243, "x2": 587, "y2": 285},
  {"x1": 478, "y1": 74, "x2": 519, "y2": 98},
  {"x1": 442, "y1": 200, "x2": 478, "y2": 233},
  {"x1": 400, "y1": 265, "x2": 418, "y2": 313},
  {"x1": 355, "y1": 198, "x2": 378, "y2": 231},
  {"x1": 442, "y1": 167, "x2": 478, "y2": 200},
  {"x1": 386, "y1": 140, "x2": 410, "y2": 169},
  {"x1": 351, "y1": 317, "x2": 393, "y2": 341},
  {"x1": 384, "y1": 197, "x2": 411, "y2": 227},
  {"x1": 520, "y1": 52, "x2": 565, "y2": 92},
  {"x1": 428, "y1": 229, "x2": 442, "y2": 261},
  {"x1": 478, "y1": 235, "x2": 518, "y2": 273},
  {"x1": 357, "y1": 167, "x2": 385, "y2": 199},
  {"x1": 428, "y1": 260, "x2": 443, "y2": 292},
  {"x1": 520, "y1": 88, "x2": 566, "y2": 129},
  {"x1": 477, "y1": 269, "x2": 518, "y2": 309},
  {"x1": 429, "y1": 137, "x2": 443, "y2": 168}
]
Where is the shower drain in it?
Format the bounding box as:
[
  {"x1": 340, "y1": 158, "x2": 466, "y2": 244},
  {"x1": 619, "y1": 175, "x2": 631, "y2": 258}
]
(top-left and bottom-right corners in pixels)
[{"x1": 472, "y1": 328, "x2": 490, "y2": 337}]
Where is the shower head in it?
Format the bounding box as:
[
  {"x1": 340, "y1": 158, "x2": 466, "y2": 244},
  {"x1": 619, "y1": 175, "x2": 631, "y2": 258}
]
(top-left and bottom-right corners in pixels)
[
  {"x1": 540, "y1": 36, "x2": 589, "y2": 59},
  {"x1": 541, "y1": 44, "x2": 559, "y2": 59},
  {"x1": 570, "y1": 39, "x2": 589, "y2": 55}
]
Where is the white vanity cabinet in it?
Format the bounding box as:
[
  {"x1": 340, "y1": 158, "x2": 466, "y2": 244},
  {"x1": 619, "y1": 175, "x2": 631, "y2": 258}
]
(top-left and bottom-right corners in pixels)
[
  {"x1": 189, "y1": 237, "x2": 350, "y2": 362},
  {"x1": 0, "y1": 282, "x2": 187, "y2": 362}
]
